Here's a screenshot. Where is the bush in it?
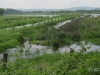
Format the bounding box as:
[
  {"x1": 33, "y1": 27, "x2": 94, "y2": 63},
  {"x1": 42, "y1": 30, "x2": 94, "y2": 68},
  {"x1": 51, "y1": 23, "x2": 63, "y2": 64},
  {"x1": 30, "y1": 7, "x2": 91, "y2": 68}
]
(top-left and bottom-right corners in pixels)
[{"x1": 17, "y1": 35, "x2": 25, "y2": 45}]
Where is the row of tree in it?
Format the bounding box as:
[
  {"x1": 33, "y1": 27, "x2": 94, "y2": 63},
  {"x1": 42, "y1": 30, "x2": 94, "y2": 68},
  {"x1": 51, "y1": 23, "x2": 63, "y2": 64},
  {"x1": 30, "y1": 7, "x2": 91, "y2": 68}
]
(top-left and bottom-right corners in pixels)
[
  {"x1": 1, "y1": 8, "x2": 100, "y2": 15},
  {"x1": 0, "y1": 8, "x2": 23, "y2": 15},
  {"x1": 4, "y1": 8, "x2": 23, "y2": 14},
  {"x1": 76, "y1": 9, "x2": 100, "y2": 13}
]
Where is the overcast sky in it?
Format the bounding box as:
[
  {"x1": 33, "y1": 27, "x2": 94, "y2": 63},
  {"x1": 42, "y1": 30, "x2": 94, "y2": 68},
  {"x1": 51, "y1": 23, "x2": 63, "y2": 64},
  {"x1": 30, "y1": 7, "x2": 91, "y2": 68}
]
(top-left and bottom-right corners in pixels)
[{"x1": 0, "y1": 0, "x2": 100, "y2": 9}]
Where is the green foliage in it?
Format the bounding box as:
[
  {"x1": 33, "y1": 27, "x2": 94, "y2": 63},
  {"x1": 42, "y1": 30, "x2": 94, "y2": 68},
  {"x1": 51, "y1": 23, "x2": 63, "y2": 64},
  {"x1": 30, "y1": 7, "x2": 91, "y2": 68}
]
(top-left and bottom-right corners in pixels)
[
  {"x1": 0, "y1": 48, "x2": 100, "y2": 75},
  {"x1": 0, "y1": 39, "x2": 18, "y2": 52},
  {"x1": 80, "y1": 17, "x2": 100, "y2": 45},
  {"x1": 17, "y1": 35, "x2": 25, "y2": 45},
  {"x1": 0, "y1": 8, "x2": 4, "y2": 15},
  {"x1": 0, "y1": 16, "x2": 57, "y2": 29},
  {"x1": 4, "y1": 8, "x2": 23, "y2": 15}
]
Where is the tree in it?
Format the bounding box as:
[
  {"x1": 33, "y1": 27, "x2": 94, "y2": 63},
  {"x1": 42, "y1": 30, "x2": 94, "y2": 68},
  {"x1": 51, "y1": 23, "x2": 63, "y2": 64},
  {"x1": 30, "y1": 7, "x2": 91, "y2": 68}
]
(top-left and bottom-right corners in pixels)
[
  {"x1": 0, "y1": 8, "x2": 4, "y2": 15},
  {"x1": 4, "y1": 8, "x2": 23, "y2": 14}
]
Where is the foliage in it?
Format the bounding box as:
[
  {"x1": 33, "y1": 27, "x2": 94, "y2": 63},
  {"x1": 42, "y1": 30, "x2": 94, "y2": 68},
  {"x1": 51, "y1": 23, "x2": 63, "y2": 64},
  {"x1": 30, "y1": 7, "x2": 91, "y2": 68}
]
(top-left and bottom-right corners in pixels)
[
  {"x1": 0, "y1": 8, "x2": 5, "y2": 15},
  {"x1": 4, "y1": 8, "x2": 23, "y2": 15},
  {"x1": 17, "y1": 34, "x2": 25, "y2": 45}
]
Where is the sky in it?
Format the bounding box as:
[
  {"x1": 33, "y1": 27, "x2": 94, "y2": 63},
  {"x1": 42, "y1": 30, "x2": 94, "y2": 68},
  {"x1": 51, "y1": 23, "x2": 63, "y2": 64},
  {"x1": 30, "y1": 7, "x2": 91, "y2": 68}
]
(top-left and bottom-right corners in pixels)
[{"x1": 0, "y1": 0, "x2": 100, "y2": 9}]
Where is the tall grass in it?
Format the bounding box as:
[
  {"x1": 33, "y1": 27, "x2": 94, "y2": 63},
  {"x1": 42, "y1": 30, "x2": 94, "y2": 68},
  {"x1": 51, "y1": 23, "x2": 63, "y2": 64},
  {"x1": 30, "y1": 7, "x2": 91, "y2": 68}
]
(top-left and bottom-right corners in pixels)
[{"x1": 80, "y1": 16, "x2": 100, "y2": 45}]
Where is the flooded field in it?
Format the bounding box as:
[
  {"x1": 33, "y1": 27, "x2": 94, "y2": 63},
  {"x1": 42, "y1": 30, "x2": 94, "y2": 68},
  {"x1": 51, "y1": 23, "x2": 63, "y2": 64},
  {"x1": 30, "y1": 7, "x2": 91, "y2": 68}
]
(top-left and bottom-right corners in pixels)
[{"x1": 0, "y1": 14, "x2": 100, "y2": 62}]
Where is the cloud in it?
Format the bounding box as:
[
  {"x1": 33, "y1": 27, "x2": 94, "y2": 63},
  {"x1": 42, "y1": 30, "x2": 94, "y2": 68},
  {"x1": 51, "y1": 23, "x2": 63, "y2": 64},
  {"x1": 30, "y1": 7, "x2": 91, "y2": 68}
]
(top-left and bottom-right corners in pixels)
[{"x1": 0, "y1": 0, "x2": 100, "y2": 9}]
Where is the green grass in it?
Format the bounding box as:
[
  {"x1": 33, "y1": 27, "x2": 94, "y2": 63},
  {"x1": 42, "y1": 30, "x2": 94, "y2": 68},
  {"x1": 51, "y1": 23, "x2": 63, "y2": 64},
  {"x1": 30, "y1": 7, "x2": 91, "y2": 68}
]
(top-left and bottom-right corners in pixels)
[
  {"x1": 0, "y1": 15, "x2": 62, "y2": 29},
  {"x1": 79, "y1": 16, "x2": 100, "y2": 45}
]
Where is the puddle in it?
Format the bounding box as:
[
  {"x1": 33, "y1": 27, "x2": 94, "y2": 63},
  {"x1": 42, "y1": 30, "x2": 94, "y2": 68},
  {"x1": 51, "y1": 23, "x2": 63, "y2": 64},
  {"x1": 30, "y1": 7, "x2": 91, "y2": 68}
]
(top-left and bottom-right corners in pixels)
[
  {"x1": 15, "y1": 26, "x2": 24, "y2": 28},
  {"x1": 54, "y1": 20, "x2": 71, "y2": 29}
]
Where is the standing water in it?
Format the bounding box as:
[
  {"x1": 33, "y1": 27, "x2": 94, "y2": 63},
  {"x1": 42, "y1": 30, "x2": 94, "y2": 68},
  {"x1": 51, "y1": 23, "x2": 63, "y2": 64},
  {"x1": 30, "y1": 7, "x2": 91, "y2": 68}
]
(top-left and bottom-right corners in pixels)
[{"x1": 0, "y1": 41, "x2": 100, "y2": 61}]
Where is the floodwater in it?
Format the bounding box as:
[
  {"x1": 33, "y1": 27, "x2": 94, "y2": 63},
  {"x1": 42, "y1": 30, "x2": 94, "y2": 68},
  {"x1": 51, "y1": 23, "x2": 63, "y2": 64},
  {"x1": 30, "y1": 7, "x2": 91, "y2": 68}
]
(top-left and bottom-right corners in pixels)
[
  {"x1": 0, "y1": 41, "x2": 100, "y2": 61},
  {"x1": 0, "y1": 41, "x2": 52, "y2": 61}
]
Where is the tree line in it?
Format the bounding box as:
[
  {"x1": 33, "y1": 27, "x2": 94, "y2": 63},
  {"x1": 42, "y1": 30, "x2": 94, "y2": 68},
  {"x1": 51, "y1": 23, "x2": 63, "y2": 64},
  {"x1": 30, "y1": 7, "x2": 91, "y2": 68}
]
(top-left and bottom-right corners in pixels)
[
  {"x1": 0, "y1": 8, "x2": 4, "y2": 15},
  {"x1": 1, "y1": 8, "x2": 100, "y2": 15},
  {"x1": 0, "y1": 8, "x2": 23, "y2": 15}
]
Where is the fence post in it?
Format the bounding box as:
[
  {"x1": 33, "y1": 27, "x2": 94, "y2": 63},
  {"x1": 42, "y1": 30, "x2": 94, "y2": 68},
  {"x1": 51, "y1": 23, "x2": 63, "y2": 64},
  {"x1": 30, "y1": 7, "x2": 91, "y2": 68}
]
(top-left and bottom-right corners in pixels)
[
  {"x1": 2, "y1": 53, "x2": 8, "y2": 69},
  {"x1": 70, "y1": 48, "x2": 74, "y2": 56}
]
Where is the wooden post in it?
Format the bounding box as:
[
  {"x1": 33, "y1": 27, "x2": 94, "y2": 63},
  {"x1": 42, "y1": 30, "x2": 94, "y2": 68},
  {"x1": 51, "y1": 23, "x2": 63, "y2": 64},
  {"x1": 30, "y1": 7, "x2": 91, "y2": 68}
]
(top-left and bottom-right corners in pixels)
[
  {"x1": 70, "y1": 48, "x2": 74, "y2": 56},
  {"x1": 2, "y1": 53, "x2": 8, "y2": 69}
]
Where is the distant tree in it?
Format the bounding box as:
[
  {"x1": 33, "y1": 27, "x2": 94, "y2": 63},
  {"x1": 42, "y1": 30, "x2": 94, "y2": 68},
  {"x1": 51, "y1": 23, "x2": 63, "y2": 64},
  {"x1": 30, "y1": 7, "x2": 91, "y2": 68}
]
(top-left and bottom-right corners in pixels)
[
  {"x1": 0, "y1": 8, "x2": 5, "y2": 15},
  {"x1": 4, "y1": 8, "x2": 23, "y2": 14}
]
